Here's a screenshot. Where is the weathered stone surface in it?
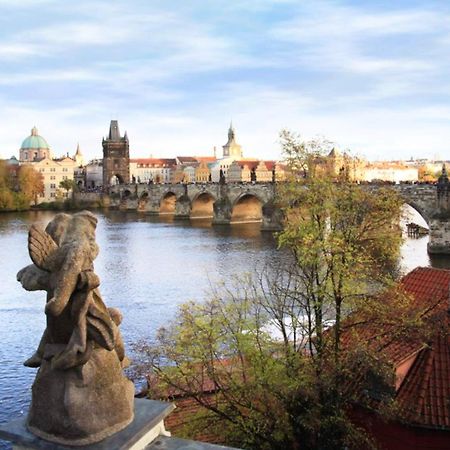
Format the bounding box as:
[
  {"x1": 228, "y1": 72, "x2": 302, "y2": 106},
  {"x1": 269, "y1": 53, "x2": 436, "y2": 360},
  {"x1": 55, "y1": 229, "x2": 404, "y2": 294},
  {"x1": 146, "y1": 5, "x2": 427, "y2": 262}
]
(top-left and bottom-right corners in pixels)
[{"x1": 16, "y1": 211, "x2": 134, "y2": 446}]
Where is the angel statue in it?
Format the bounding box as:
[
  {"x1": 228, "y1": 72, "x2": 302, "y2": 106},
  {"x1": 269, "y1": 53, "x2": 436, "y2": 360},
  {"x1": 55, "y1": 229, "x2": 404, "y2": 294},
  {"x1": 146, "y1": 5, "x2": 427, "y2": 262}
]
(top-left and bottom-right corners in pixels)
[{"x1": 17, "y1": 211, "x2": 134, "y2": 446}]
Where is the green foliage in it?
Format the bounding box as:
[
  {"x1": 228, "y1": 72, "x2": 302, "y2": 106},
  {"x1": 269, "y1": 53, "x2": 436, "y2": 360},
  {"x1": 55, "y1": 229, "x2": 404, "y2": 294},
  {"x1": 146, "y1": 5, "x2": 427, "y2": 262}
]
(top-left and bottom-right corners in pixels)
[{"x1": 59, "y1": 178, "x2": 77, "y2": 193}]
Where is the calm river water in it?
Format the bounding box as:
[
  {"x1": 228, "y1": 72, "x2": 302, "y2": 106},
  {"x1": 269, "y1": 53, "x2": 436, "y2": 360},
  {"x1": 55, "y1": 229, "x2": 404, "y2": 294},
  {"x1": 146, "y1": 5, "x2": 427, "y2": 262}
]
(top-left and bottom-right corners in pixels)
[{"x1": 0, "y1": 209, "x2": 448, "y2": 449}]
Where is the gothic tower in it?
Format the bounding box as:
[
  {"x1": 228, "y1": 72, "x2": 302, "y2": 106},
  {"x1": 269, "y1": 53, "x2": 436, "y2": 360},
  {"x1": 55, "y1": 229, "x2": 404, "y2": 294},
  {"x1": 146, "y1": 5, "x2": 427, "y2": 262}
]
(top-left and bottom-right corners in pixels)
[{"x1": 102, "y1": 120, "x2": 130, "y2": 186}]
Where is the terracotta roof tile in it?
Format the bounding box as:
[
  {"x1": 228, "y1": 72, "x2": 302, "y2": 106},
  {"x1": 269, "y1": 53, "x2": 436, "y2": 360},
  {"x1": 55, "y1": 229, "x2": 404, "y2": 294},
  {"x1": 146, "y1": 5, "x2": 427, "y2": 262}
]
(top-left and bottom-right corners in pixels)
[{"x1": 386, "y1": 268, "x2": 450, "y2": 429}]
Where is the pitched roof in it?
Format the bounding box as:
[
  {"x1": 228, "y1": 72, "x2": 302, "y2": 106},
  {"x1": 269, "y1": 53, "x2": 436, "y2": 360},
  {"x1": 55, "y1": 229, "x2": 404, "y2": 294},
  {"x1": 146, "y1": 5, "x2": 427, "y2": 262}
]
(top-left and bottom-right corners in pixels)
[
  {"x1": 195, "y1": 156, "x2": 217, "y2": 163},
  {"x1": 394, "y1": 267, "x2": 450, "y2": 430},
  {"x1": 177, "y1": 156, "x2": 198, "y2": 164},
  {"x1": 339, "y1": 267, "x2": 450, "y2": 430},
  {"x1": 130, "y1": 158, "x2": 176, "y2": 167}
]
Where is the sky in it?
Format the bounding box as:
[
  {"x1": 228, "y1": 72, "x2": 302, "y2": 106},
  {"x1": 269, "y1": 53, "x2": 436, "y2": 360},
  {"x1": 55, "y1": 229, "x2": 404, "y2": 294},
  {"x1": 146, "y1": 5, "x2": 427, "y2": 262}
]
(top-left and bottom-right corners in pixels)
[{"x1": 1, "y1": 0, "x2": 450, "y2": 162}]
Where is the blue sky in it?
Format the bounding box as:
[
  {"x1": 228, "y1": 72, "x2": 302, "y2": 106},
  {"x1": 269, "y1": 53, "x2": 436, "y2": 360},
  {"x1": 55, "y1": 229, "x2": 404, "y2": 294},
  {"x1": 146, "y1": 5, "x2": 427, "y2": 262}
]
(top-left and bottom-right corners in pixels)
[{"x1": 1, "y1": 0, "x2": 449, "y2": 162}]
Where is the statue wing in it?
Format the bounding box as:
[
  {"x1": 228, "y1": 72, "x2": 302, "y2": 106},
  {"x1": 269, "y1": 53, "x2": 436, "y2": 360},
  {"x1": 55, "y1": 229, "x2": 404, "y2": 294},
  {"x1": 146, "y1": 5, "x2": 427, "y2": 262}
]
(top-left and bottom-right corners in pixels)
[
  {"x1": 28, "y1": 225, "x2": 59, "y2": 272},
  {"x1": 86, "y1": 289, "x2": 116, "y2": 351}
]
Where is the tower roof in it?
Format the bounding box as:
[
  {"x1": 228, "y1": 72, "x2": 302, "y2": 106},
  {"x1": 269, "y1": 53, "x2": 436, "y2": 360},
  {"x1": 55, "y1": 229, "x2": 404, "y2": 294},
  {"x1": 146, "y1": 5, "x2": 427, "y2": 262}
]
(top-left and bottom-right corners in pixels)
[
  {"x1": 20, "y1": 126, "x2": 50, "y2": 150},
  {"x1": 108, "y1": 120, "x2": 121, "y2": 141}
]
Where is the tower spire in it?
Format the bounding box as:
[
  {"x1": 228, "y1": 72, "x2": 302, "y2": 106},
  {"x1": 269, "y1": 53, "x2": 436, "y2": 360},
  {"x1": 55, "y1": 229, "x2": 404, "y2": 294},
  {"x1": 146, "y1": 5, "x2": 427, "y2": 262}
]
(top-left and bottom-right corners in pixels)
[{"x1": 228, "y1": 121, "x2": 235, "y2": 142}]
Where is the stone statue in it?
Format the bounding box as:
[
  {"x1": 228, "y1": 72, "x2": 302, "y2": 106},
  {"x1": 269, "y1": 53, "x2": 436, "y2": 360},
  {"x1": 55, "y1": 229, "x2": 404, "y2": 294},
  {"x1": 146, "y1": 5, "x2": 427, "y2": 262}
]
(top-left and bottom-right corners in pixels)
[{"x1": 17, "y1": 211, "x2": 134, "y2": 446}]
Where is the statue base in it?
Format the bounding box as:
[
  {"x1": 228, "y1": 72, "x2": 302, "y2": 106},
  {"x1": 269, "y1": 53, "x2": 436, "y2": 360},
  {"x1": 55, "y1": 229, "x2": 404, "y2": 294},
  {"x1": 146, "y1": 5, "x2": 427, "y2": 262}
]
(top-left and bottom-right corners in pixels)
[
  {"x1": 0, "y1": 398, "x2": 174, "y2": 450},
  {"x1": 27, "y1": 346, "x2": 134, "y2": 446}
]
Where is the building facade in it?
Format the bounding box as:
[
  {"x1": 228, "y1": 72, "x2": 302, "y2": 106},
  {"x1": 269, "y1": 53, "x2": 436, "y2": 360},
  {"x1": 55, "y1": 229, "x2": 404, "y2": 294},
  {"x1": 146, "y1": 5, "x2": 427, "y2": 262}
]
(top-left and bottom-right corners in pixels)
[
  {"x1": 85, "y1": 159, "x2": 103, "y2": 189},
  {"x1": 32, "y1": 156, "x2": 77, "y2": 202},
  {"x1": 129, "y1": 158, "x2": 176, "y2": 183}
]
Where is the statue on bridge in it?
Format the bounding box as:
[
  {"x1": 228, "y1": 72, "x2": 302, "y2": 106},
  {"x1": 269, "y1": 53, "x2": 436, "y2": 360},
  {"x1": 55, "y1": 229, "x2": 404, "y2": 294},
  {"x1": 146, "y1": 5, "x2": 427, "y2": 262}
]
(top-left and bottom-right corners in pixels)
[{"x1": 16, "y1": 211, "x2": 134, "y2": 446}]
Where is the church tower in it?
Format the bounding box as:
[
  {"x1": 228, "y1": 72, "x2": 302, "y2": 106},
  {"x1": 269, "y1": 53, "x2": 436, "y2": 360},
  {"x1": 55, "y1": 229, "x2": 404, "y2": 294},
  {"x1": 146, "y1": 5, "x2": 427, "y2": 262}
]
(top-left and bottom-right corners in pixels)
[
  {"x1": 222, "y1": 122, "x2": 243, "y2": 158},
  {"x1": 102, "y1": 120, "x2": 130, "y2": 186}
]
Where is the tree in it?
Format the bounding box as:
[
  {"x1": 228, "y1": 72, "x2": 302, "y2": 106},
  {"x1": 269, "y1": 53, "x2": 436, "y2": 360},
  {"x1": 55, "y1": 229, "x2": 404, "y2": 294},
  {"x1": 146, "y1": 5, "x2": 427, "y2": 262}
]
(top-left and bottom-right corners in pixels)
[
  {"x1": 0, "y1": 160, "x2": 9, "y2": 189},
  {"x1": 59, "y1": 178, "x2": 77, "y2": 200},
  {"x1": 17, "y1": 165, "x2": 44, "y2": 205},
  {"x1": 136, "y1": 132, "x2": 427, "y2": 449}
]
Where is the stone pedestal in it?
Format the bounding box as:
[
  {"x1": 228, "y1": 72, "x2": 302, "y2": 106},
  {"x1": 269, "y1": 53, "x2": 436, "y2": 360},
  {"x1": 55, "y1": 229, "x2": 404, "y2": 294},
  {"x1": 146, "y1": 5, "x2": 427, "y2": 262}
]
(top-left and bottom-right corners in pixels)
[{"x1": 0, "y1": 399, "x2": 174, "y2": 450}]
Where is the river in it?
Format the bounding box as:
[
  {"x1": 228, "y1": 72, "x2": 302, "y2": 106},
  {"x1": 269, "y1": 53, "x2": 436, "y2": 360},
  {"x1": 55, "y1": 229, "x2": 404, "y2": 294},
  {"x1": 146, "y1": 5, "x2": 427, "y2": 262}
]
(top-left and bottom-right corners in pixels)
[{"x1": 0, "y1": 208, "x2": 448, "y2": 449}]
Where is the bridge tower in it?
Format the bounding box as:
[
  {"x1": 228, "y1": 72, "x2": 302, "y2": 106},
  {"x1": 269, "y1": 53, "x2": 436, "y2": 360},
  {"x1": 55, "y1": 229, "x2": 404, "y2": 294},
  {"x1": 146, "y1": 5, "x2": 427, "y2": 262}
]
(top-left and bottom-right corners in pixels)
[
  {"x1": 102, "y1": 120, "x2": 130, "y2": 186},
  {"x1": 428, "y1": 164, "x2": 450, "y2": 255}
]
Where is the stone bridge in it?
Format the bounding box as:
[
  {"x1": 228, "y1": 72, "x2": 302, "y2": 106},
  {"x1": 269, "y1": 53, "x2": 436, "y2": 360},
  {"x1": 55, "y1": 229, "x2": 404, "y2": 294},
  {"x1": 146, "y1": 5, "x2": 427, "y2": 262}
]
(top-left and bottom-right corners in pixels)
[
  {"x1": 104, "y1": 181, "x2": 450, "y2": 254},
  {"x1": 109, "y1": 183, "x2": 282, "y2": 231}
]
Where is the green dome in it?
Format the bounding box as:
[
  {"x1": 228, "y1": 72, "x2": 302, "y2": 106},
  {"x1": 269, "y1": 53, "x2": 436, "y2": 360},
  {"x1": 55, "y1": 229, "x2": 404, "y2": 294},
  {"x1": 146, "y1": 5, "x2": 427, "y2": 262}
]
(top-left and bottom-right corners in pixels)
[{"x1": 20, "y1": 126, "x2": 50, "y2": 150}]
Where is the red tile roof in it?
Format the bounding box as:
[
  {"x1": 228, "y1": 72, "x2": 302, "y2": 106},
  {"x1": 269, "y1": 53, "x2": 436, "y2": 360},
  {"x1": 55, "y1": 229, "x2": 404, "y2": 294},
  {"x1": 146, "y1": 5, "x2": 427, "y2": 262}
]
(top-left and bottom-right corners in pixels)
[
  {"x1": 130, "y1": 158, "x2": 176, "y2": 167},
  {"x1": 335, "y1": 267, "x2": 450, "y2": 431},
  {"x1": 394, "y1": 267, "x2": 450, "y2": 430},
  {"x1": 195, "y1": 157, "x2": 217, "y2": 163}
]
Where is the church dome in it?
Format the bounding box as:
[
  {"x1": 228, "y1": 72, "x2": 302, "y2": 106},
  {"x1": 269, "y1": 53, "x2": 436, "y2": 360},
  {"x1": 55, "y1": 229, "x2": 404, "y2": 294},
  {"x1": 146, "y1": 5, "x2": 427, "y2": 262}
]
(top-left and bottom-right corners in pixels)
[{"x1": 20, "y1": 126, "x2": 50, "y2": 150}]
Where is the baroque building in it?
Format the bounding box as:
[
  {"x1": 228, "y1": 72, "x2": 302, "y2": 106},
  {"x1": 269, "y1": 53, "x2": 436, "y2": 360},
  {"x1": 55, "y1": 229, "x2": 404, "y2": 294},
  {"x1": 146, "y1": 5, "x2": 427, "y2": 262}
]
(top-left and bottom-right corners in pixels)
[
  {"x1": 102, "y1": 120, "x2": 130, "y2": 186},
  {"x1": 18, "y1": 127, "x2": 77, "y2": 203}
]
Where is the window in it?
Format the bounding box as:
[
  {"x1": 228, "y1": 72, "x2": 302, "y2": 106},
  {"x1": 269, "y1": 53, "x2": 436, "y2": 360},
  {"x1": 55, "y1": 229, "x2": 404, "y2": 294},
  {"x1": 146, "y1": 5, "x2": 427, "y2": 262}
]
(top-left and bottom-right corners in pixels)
[
  {"x1": 50, "y1": 176, "x2": 55, "y2": 180},
  {"x1": 50, "y1": 183, "x2": 56, "y2": 189},
  {"x1": 63, "y1": 168, "x2": 68, "y2": 172},
  {"x1": 50, "y1": 193, "x2": 55, "y2": 198},
  {"x1": 50, "y1": 168, "x2": 56, "y2": 172},
  {"x1": 63, "y1": 176, "x2": 68, "y2": 180}
]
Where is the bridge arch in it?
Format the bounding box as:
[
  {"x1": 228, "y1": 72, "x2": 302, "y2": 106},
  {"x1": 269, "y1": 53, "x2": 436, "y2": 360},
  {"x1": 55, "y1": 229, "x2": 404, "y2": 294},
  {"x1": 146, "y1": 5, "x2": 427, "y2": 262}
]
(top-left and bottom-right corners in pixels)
[
  {"x1": 110, "y1": 174, "x2": 124, "y2": 185},
  {"x1": 122, "y1": 189, "x2": 132, "y2": 198},
  {"x1": 231, "y1": 193, "x2": 263, "y2": 223},
  {"x1": 140, "y1": 191, "x2": 149, "y2": 200},
  {"x1": 160, "y1": 191, "x2": 177, "y2": 214},
  {"x1": 402, "y1": 200, "x2": 430, "y2": 227},
  {"x1": 191, "y1": 192, "x2": 216, "y2": 219}
]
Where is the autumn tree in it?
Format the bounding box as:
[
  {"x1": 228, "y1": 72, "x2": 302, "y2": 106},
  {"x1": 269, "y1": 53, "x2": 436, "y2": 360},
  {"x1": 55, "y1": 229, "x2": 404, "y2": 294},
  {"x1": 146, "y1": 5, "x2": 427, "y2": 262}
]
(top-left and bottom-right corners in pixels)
[
  {"x1": 136, "y1": 132, "x2": 425, "y2": 449},
  {"x1": 17, "y1": 165, "x2": 44, "y2": 205}
]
